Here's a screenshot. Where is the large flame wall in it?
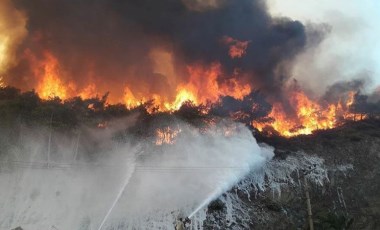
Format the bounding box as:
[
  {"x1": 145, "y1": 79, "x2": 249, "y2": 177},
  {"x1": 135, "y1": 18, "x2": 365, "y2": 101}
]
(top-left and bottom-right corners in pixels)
[{"x1": 0, "y1": 0, "x2": 375, "y2": 137}]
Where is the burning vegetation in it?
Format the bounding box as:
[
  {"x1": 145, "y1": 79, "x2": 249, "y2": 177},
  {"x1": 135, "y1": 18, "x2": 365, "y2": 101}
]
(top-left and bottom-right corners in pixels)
[
  {"x1": 0, "y1": 0, "x2": 379, "y2": 138},
  {"x1": 253, "y1": 91, "x2": 363, "y2": 137},
  {"x1": 1, "y1": 84, "x2": 378, "y2": 141},
  {"x1": 155, "y1": 127, "x2": 182, "y2": 145}
]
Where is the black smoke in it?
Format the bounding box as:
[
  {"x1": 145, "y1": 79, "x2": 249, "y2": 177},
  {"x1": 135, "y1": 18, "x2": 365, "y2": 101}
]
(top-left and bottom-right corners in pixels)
[
  {"x1": 351, "y1": 92, "x2": 380, "y2": 117},
  {"x1": 210, "y1": 90, "x2": 272, "y2": 124},
  {"x1": 9, "y1": 0, "x2": 307, "y2": 101},
  {"x1": 323, "y1": 79, "x2": 365, "y2": 103}
]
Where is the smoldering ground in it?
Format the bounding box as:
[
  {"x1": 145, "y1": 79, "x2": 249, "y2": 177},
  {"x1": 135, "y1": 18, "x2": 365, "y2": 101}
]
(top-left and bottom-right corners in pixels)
[{"x1": 0, "y1": 117, "x2": 273, "y2": 229}]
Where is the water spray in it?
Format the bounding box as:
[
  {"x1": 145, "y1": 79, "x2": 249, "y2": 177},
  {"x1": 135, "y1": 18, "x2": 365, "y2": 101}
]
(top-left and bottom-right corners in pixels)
[
  {"x1": 188, "y1": 189, "x2": 221, "y2": 218},
  {"x1": 97, "y1": 164, "x2": 135, "y2": 230},
  {"x1": 188, "y1": 162, "x2": 256, "y2": 219}
]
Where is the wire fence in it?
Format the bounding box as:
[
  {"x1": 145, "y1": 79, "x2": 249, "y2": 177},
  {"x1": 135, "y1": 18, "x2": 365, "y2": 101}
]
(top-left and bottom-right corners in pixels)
[{"x1": 0, "y1": 160, "x2": 244, "y2": 171}]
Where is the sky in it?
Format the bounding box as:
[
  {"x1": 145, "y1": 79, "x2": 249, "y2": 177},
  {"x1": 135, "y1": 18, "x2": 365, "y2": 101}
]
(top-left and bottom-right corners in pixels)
[{"x1": 267, "y1": 0, "x2": 380, "y2": 94}]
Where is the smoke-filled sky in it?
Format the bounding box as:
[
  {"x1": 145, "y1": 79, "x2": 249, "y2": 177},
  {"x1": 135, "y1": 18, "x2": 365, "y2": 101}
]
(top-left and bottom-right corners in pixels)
[
  {"x1": 268, "y1": 0, "x2": 380, "y2": 94},
  {"x1": 0, "y1": 0, "x2": 305, "y2": 103},
  {"x1": 0, "y1": 0, "x2": 378, "y2": 105}
]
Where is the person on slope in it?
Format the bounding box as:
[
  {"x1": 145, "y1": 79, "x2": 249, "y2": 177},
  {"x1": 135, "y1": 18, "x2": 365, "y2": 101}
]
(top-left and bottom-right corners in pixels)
[{"x1": 175, "y1": 217, "x2": 185, "y2": 230}]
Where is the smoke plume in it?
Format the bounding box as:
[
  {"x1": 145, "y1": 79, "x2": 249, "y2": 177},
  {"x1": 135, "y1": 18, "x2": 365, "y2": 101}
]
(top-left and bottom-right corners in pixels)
[{"x1": 4, "y1": 0, "x2": 306, "y2": 102}]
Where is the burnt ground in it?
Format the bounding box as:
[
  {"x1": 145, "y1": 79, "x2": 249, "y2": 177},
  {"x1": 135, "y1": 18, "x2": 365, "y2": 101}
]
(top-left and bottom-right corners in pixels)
[{"x1": 204, "y1": 119, "x2": 380, "y2": 230}]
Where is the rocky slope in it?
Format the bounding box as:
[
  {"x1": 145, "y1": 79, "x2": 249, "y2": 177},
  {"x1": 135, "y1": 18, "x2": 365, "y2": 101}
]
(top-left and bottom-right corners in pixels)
[{"x1": 204, "y1": 119, "x2": 380, "y2": 230}]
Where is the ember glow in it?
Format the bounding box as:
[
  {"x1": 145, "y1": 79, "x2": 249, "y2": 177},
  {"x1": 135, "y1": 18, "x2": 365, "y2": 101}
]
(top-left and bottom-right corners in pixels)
[
  {"x1": 0, "y1": 76, "x2": 4, "y2": 88},
  {"x1": 97, "y1": 121, "x2": 108, "y2": 129},
  {"x1": 222, "y1": 36, "x2": 250, "y2": 59},
  {"x1": 155, "y1": 127, "x2": 182, "y2": 145}
]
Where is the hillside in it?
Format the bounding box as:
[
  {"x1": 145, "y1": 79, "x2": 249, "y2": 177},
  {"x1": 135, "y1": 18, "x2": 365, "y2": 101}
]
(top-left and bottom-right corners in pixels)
[{"x1": 204, "y1": 119, "x2": 380, "y2": 229}]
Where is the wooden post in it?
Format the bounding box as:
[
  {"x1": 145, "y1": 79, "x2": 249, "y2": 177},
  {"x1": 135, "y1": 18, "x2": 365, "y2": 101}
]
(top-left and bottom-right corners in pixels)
[
  {"x1": 47, "y1": 112, "x2": 53, "y2": 168},
  {"x1": 303, "y1": 175, "x2": 314, "y2": 230},
  {"x1": 73, "y1": 131, "x2": 81, "y2": 162}
]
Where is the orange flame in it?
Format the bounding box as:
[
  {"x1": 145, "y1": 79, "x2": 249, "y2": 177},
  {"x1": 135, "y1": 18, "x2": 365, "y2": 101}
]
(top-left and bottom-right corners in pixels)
[
  {"x1": 0, "y1": 76, "x2": 4, "y2": 88},
  {"x1": 8, "y1": 49, "x2": 366, "y2": 138},
  {"x1": 19, "y1": 48, "x2": 252, "y2": 112},
  {"x1": 253, "y1": 91, "x2": 360, "y2": 137},
  {"x1": 123, "y1": 62, "x2": 250, "y2": 112},
  {"x1": 35, "y1": 52, "x2": 69, "y2": 99},
  {"x1": 123, "y1": 86, "x2": 144, "y2": 109},
  {"x1": 170, "y1": 89, "x2": 198, "y2": 110},
  {"x1": 79, "y1": 83, "x2": 98, "y2": 99},
  {"x1": 24, "y1": 51, "x2": 102, "y2": 101}
]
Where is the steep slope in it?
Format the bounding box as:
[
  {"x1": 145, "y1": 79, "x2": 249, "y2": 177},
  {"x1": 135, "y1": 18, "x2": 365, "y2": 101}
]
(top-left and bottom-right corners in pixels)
[{"x1": 204, "y1": 119, "x2": 380, "y2": 229}]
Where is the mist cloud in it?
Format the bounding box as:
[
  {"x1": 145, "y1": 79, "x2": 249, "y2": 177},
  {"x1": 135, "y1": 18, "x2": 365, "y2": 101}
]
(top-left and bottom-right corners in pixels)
[{"x1": 0, "y1": 118, "x2": 273, "y2": 229}]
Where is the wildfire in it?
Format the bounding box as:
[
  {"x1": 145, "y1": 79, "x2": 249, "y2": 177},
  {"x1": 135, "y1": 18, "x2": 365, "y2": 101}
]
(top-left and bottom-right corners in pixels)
[
  {"x1": 123, "y1": 62, "x2": 251, "y2": 112},
  {"x1": 1, "y1": 49, "x2": 368, "y2": 138},
  {"x1": 26, "y1": 52, "x2": 103, "y2": 101},
  {"x1": 0, "y1": 76, "x2": 4, "y2": 88},
  {"x1": 35, "y1": 52, "x2": 69, "y2": 99},
  {"x1": 17, "y1": 48, "x2": 250, "y2": 113},
  {"x1": 123, "y1": 86, "x2": 144, "y2": 109},
  {"x1": 79, "y1": 83, "x2": 98, "y2": 99},
  {"x1": 169, "y1": 89, "x2": 198, "y2": 110},
  {"x1": 3, "y1": 49, "x2": 365, "y2": 138},
  {"x1": 1, "y1": 50, "x2": 366, "y2": 139},
  {"x1": 0, "y1": 0, "x2": 27, "y2": 74},
  {"x1": 0, "y1": 41, "x2": 6, "y2": 71},
  {"x1": 253, "y1": 91, "x2": 359, "y2": 137},
  {"x1": 155, "y1": 127, "x2": 181, "y2": 145}
]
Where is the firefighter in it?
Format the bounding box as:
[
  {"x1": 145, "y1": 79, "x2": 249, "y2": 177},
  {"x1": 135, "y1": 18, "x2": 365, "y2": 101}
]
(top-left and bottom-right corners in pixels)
[{"x1": 175, "y1": 217, "x2": 185, "y2": 230}]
